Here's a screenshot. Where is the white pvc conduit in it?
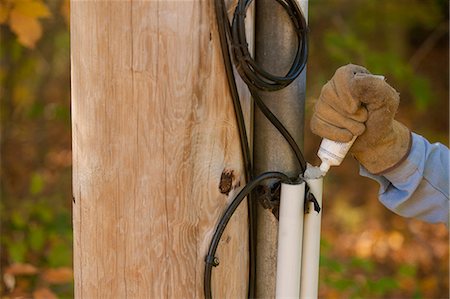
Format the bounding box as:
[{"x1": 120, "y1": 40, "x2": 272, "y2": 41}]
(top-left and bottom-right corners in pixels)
[
  {"x1": 275, "y1": 164, "x2": 324, "y2": 299},
  {"x1": 300, "y1": 177, "x2": 323, "y2": 298},
  {"x1": 275, "y1": 182, "x2": 306, "y2": 298}
]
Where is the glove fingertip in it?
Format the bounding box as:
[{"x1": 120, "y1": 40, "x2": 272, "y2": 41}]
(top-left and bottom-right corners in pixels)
[
  {"x1": 350, "y1": 75, "x2": 389, "y2": 104},
  {"x1": 351, "y1": 122, "x2": 366, "y2": 137}
]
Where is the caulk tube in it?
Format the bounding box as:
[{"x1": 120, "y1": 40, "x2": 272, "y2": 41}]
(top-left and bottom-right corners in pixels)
[
  {"x1": 318, "y1": 135, "x2": 357, "y2": 173},
  {"x1": 275, "y1": 182, "x2": 306, "y2": 298}
]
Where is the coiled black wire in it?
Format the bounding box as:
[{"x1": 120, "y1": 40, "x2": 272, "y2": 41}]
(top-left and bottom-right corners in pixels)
[
  {"x1": 231, "y1": 0, "x2": 308, "y2": 92},
  {"x1": 205, "y1": 0, "x2": 309, "y2": 298}
]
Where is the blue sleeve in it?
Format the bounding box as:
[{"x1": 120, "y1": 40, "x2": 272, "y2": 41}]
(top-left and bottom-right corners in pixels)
[{"x1": 360, "y1": 133, "x2": 449, "y2": 226}]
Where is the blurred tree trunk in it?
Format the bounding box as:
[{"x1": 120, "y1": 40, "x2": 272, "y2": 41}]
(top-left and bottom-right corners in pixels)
[{"x1": 71, "y1": 1, "x2": 252, "y2": 297}]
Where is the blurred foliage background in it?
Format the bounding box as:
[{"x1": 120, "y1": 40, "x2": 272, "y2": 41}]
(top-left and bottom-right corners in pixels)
[
  {"x1": 1, "y1": 0, "x2": 72, "y2": 298},
  {"x1": 305, "y1": 1, "x2": 449, "y2": 298},
  {"x1": 0, "y1": 0, "x2": 448, "y2": 298}
]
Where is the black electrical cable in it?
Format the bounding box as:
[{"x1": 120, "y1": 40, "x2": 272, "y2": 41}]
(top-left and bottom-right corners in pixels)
[
  {"x1": 231, "y1": 0, "x2": 308, "y2": 92},
  {"x1": 206, "y1": 0, "x2": 309, "y2": 297},
  {"x1": 204, "y1": 172, "x2": 291, "y2": 299},
  {"x1": 229, "y1": 0, "x2": 309, "y2": 172},
  {"x1": 252, "y1": 90, "x2": 307, "y2": 173},
  {"x1": 213, "y1": 0, "x2": 257, "y2": 296}
]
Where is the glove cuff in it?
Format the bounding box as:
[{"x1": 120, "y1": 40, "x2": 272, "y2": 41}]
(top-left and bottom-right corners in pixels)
[{"x1": 354, "y1": 121, "x2": 412, "y2": 174}]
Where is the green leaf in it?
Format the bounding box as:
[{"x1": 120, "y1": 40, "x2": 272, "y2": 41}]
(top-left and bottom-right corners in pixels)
[
  {"x1": 320, "y1": 256, "x2": 345, "y2": 273},
  {"x1": 9, "y1": 241, "x2": 27, "y2": 263},
  {"x1": 397, "y1": 264, "x2": 417, "y2": 277},
  {"x1": 29, "y1": 224, "x2": 46, "y2": 251},
  {"x1": 52, "y1": 211, "x2": 71, "y2": 235},
  {"x1": 332, "y1": 278, "x2": 354, "y2": 291},
  {"x1": 52, "y1": 104, "x2": 70, "y2": 122},
  {"x1": 413, "y1": 288, "x2": 423, "y2": 299},
  {"x1": 11, "y1": 210, "x2": 27, "y2": 229},
  {"x1": 368, "y1": 277, "x2": 398, "y2": 294},
  {"x1": 351, "y1": 257, "x2": 375, "y2": 273},
  {"x1": 29, "y1": 101, "x2": 45, "y2": 118},
  {"x1": 47, "y1": 242, "x2": 72, "y2": 267},
  {"x1": 30, "y1": 172, "x2": 44, "y2": 195},
  {"x1": 410, "y1": 76, "x2": 433, "y2": 110},
  {"x1": 33, "y1": 202, "x2": 54, "y2": 223}
]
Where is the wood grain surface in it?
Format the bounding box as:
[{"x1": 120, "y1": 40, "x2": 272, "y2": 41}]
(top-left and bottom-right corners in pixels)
[{"x1": 71, "y1": 1, "x2": 253, "y2": 298}]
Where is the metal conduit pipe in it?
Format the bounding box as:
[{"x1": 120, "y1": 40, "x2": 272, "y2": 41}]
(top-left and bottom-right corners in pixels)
[{"x1": 253, "y1": 0, "x2": 308, "y2": 297}]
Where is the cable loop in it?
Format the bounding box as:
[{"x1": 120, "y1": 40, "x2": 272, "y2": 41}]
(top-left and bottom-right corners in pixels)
[{"x1": 206, "y1": 0, "x2": 309, "y2": 298}]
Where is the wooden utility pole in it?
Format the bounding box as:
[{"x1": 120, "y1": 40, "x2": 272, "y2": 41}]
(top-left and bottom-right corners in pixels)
[{"x1": 71, "y1": 1, "x2": 253, "y2": 297}]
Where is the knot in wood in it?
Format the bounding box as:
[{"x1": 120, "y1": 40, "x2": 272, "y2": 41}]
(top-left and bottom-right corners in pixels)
[{"x1": 219, "y1": 169, "x2": 234, "y2": 196}]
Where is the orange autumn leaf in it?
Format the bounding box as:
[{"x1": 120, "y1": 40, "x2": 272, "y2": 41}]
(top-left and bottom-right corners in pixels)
[
  {"x1": 9, "y1": 9, "x2": 42, "y2": 48},
  {"x1": 0, "y1": 0, "x2": 11, "y2": 24},
  {"x1": 7, "y1": 0, "x2": 51, "y2": 48},
  {"x1": 5, "y1": 263, "x2": 39, "y2": 275},
  {"x1": 12, "y1": 0, "x2": 50, "y2": 18},
  {"x1": 42, "y1": 267, "x2": 73, "y2": 284},
  {"x1": 33, "y1": 288, "x2": 58, "y2": 299}
]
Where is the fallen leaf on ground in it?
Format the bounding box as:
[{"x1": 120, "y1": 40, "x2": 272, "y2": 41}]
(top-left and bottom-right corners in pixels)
[
  {"x1": 5, "y1": 263, "x2": 39, "y2": 275},
  {"x1": 33, "y1": 288, "x2": 58, "y2": 299},
  {"x1": 42, "y1": 267, "x2": 73, "y2": 284}
]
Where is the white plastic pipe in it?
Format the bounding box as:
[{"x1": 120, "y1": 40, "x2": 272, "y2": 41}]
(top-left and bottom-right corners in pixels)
[
  {"x1": 300, "y1": 176, "x2": 323, "y2": 299},
  {"x1": 275, "y1": 182, "x2": 306, "y2": 299}
]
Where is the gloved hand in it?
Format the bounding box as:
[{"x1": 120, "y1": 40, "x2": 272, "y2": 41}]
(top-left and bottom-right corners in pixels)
[{"x1": 310, "y1": 64, "x2": 411, "y2": 174}]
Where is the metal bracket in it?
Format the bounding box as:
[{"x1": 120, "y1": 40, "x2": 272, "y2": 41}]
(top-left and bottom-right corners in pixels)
[{"x1": 256, "y1": 182, "x2": 281, "y2": 219}]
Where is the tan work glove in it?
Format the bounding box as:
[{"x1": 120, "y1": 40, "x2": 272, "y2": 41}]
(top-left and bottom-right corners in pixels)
[{"x1": 311, "y1": 64, "x2": 412, "y2": 174}]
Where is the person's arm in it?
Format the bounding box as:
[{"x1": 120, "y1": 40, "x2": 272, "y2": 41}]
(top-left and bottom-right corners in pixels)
[
  {"x1": 360, "y1": 133, "x2": 449, "y2": 225},
  {"x1": 310, "y1": 64, "x2": 449, "y2": 225}
]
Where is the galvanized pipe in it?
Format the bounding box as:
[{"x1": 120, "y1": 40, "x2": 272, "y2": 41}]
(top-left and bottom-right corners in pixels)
[{"x1": 253, "y1": 0, "x2": 308, "y2": 297}]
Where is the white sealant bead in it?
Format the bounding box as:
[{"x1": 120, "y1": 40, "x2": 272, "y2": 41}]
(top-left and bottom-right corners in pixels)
[
  {"x1": 319, "y1": 162, "x2": 330, "y2": 173},
  {"x1": 304, "y1": 164, "x2": 325, "y2": 179}
]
